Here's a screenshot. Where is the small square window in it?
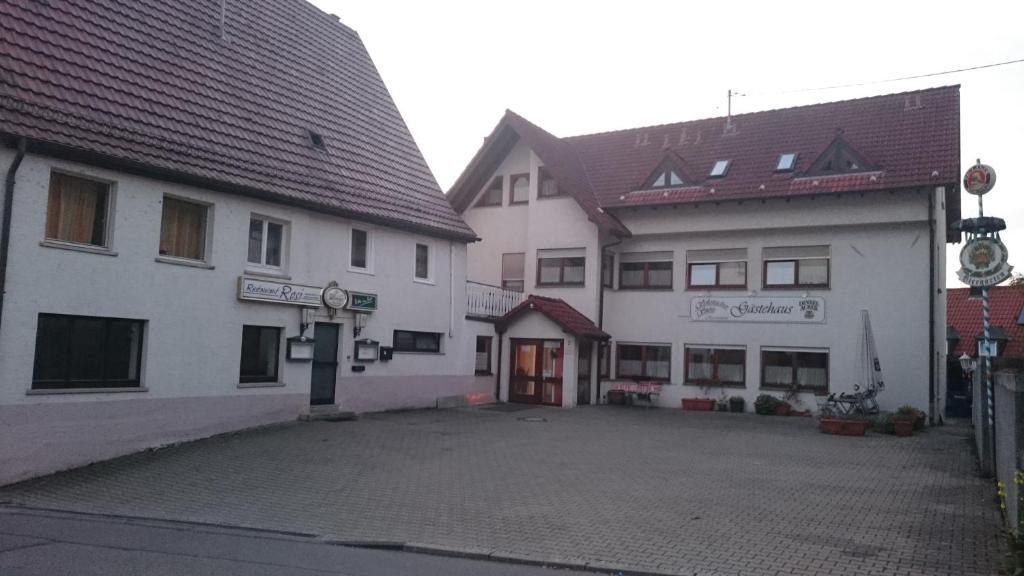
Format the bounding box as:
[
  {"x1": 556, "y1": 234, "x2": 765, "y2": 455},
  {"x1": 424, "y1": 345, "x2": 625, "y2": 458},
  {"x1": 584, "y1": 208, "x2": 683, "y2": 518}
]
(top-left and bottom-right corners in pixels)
[
  {"x1": 46, "y1": 172, "x2": 111, "y2": 247},
  {"x1": 476, "y1": 177, "x2": 503, "y2": 207},
  {"x1": 240, "y1": 325, "x2": 281, "y2": 383},
  {"x1": 709, "y1": 160, "x2": 731, "y2": 177},
  {"x1": 160, "y1": 196, "x2": 209, "y2": 261},
  {"x1": 776, "y1": 153, "x2": 797, "y2": 171},
  {"x1": 502, "y1": 253, "x2": 525, "y2": 292},
  {"x1": 308, "y1": 130, "x2": 326, "y2": 149}
]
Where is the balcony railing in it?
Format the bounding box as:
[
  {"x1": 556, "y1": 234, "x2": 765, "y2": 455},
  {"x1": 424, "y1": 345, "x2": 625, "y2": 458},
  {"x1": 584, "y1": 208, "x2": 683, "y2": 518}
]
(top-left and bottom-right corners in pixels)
[{"x1": 466, "y1": 281, "x2": 525, "y2": 319}]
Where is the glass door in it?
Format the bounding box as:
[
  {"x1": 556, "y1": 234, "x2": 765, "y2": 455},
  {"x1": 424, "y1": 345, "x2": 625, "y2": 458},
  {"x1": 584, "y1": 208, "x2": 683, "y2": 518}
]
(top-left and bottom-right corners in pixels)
[
  {"x1": 577, "y1": 341, "x2": 591, "y2": 405},
  {"x1": 509, "y1": 339, "x2": 563, "y2": 405}
]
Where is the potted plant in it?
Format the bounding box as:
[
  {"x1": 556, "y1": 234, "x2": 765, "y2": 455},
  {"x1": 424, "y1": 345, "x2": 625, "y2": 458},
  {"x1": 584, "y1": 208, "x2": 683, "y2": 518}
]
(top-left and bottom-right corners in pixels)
[
  {"x1": 893, "y1": 405, "x2": 921, "y2": 437},
  {"x1": 819, "y1": 414, "x2": 869, "y2": 436},
  {"x1": 716, "y1": 398, "x2": 729, "y2": 412},
  {"x1": 754, "y1": 394, "x2": 782, "y2": 415},
  {"x1": 728, "y1": 395, "x2": 745, "y2": 413},
  {"x1": 774, "y1": 401, "x2": 793, "y2": 416},
  {"x1": 683, "y1": 378, "x2": 720, "y2": 411}
]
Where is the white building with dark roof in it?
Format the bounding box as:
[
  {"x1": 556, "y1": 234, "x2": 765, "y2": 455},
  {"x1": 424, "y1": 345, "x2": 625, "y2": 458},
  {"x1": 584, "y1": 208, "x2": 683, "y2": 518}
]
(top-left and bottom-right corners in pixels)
[{"x1": 0, "y1": 0, "x2": 490, "y2": 484}]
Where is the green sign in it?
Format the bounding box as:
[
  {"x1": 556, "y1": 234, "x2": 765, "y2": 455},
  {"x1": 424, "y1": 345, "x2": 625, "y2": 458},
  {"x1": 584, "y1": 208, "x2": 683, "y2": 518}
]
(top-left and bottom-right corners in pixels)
[{"x1": 347, "y1": 291, "x2": 378, "y2": 312}]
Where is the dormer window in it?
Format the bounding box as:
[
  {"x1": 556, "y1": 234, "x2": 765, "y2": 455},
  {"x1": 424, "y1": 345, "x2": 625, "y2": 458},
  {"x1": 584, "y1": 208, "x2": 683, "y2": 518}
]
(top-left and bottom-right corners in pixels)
[
  {"x1": 709, "y1": 160, "x2": 731, "y2": 178},
  {"x1": 538, "y1": 167, "x2": 565, "y2": 198},
  {"x1": 642, "y1": 156, "x2": 687, "y2": 190},
  {"x1": 805, "y1": 135, "x2": 876, "y2": 176},
  {"x1": 776, "y1": 153, "x2": 797, "y2": 172}
]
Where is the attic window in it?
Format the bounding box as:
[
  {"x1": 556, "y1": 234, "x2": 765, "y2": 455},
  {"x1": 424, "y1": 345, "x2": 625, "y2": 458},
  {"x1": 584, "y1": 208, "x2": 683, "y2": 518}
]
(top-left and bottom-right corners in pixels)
[
  {"x1": 776, "y1": 153, "x2": 797, "y2": 172},
  {"x1": 805, "y1": 136, "x2": 877, "y2": 177},
  {"x1": 476, "y1": 176, "x2": 503, "y2": 207},
  {"x1": 709, "y1": 160, "x2": 731, "y2": 178},
  {"x1": 642, "y1": 157, "x2": 687, "y2": 190},
  {"x1": 308, "y1": 130, "x2": 326, "y2": 149}
]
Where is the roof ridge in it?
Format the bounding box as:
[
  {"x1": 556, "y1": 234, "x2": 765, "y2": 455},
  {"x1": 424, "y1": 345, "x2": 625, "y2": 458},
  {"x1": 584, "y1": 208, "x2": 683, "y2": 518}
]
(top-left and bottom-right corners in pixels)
[{"x1": 561, "y1": 85, "x2": 961, "y2": 141}]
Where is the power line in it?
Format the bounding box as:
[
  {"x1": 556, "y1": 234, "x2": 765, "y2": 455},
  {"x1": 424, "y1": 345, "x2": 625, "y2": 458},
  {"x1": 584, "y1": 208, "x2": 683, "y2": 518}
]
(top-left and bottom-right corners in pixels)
[{"x1": 741, "y1": 56, "x2": 1024, "y2": 97}]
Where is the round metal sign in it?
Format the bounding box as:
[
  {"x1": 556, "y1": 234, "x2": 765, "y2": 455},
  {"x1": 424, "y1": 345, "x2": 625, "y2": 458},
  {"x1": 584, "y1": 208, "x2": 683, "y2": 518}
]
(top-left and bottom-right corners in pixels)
[
  {"x1": 963, "y1": 163, "x2": 996, "y2": 196},
  {"x1": 957, "y1": 236, "x2": 1013, "y2": 287},
  {"x1": 321, "y1": 285, "x2": 348, "y2": 310}
]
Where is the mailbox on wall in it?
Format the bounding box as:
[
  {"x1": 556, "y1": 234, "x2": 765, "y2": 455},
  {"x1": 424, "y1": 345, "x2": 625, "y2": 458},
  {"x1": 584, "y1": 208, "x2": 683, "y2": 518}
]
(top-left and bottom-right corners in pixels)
[{"x1": 379, "y1": 346, "x2": 394, "y2": 362}]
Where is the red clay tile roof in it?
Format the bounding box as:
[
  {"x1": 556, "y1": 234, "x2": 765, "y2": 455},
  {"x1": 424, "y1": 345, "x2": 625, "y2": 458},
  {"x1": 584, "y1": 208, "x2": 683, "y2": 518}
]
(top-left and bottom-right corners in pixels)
[
  {"x1": 947, "y1": 287, "x2": 1024, "y2": 357},
  {"x1": 0, "y1": 0, "x2": 475, "y2": 241},
  {"x1": 497, "y1": 295, "x2": 610, "y2": 340},
  {"x1": 449, "y1": 86, "x2": 960, "y2": 238}
]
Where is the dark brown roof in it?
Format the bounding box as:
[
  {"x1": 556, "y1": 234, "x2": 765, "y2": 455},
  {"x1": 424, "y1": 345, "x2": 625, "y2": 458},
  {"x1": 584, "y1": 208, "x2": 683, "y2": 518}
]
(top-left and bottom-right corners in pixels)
[
  {"x1": 496, "y1": 295, "x2": 610, "y2": 340},
  {"x1": 0, "y1": 0, "x2": 476, "y2": 241},
  {"x1": 448, "y1": 87, "x2": 961, "y2": 238}
]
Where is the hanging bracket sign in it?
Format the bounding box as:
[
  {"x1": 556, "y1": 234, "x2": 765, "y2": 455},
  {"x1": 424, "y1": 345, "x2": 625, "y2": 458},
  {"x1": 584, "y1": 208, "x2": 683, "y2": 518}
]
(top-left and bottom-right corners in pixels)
[
  {"x1": 238, "y1": 276, "x2": 323, "y2": 307},
  {"x1": 957, "y1": 236, "x2": 1013, "y2": 287}
]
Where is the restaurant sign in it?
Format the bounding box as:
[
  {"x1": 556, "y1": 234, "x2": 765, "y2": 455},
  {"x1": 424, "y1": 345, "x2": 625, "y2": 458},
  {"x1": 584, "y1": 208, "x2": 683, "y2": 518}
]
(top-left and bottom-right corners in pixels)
[
  {"x1": 238, "y1": 277, "x2": 323, "y2": 307},
  {"x1": 691, "y1": 296, "x2": 825, "y2": 324},
  {"x1": 957, "y1": 236, "x2": 1013, "y2": 287},
  {"x1": 346, "y1": 291, "x2": 378, "y2": 312}
]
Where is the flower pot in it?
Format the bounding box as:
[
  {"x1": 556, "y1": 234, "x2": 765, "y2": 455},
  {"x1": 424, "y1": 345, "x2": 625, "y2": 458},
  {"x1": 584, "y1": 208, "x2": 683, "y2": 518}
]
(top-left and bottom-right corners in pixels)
[
  {"x1": 893, "y1": 420, "x2": 914, "y2": 437},
  {"x1": 607, "y1": 390, "x2": 626, "y2": 406},
  {"x1": 819, "y1": 418, "x2": 843, "y2": 434},
  {"x1": 790, "y1": 409, "x2": 812, "y2": 418},
  {"x1": 913, "y1": 412, "x2": 926, "y2": 431},
  {"x1": 728, "y1": 398, "x2": 745, "y2": 413},
  {"x1": 774, "y1": 404, "x2": 792, "y2": 417},
  {"x1": 681, "y1": 398, "x2": 716, "y2": 411},
  {"x1": 839, "y1": 420, "x2": 868, "y2": 436}
]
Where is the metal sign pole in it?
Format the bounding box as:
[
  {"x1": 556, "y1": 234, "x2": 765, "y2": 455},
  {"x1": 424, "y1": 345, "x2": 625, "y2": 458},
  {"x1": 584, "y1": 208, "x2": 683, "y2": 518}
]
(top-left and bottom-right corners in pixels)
[{"x1": 979, "y1": 192, "x2": 995, "y2": 433}]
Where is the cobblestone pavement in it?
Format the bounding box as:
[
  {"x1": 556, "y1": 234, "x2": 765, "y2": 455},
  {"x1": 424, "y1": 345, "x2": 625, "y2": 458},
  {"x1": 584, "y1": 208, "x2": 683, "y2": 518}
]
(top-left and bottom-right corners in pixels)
[{"x1": 0, "y1": 407, "x2": 1003, "y2": 575}]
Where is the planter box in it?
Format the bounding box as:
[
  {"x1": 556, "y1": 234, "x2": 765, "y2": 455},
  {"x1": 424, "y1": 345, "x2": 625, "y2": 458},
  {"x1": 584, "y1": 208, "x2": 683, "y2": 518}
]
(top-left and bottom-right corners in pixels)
[
  {"x1": 893, "y1": 420, "x2": 914, "y2": 437},
  {"x1": 774, "y1": 404, "x2": 792, "y2": 417},
  {"x1": 820, "y1": 418, "x2": 869, "y2": 436},
  {"x1": 682, "y1": 398, "x2": 716, "y2": 411},
  {"x1": 790, "y1": 409, "x2": 812, "y2": 418}
]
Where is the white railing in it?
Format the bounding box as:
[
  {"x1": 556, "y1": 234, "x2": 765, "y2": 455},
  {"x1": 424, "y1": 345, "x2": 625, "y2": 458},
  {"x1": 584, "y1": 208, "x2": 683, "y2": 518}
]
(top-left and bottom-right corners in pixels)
[{"x1": 466, "y1": 281, "x2": 526, "y2": 318}]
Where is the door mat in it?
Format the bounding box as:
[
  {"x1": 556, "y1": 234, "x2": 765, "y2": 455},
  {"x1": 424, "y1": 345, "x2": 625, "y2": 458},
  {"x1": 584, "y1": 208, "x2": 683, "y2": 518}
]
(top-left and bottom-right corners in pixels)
[{"x1": 479, "y1": 404, "x2": 535, "y2": 413}]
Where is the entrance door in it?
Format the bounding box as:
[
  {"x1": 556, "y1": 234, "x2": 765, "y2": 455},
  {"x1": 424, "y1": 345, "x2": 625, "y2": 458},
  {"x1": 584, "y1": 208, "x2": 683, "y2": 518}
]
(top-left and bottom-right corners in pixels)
[
  {"x1": 310, "y1": 323, "x2": 339, "y2": 405},
  {"x1": 577, "y1": 341, "x2": 592, "y2": 406},
  {"x1": 509, "y1": 339, "x2": 563, "y2": 406}
]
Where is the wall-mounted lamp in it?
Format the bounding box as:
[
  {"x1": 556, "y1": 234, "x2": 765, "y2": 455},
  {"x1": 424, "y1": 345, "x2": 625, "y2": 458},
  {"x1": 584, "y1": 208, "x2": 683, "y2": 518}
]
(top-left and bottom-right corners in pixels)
[
  {"x1": 353, "y1": 312, "x2": 367, "y2": 338},
  {"x1": 958, "y1": 352, "x2": 976, "y2": 374}
]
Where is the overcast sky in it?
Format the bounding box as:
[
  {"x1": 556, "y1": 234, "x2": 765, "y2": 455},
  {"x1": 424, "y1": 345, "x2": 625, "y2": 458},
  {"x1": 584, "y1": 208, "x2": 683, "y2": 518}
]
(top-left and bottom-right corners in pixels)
[{"x1": 311, "y1": 0, "x2": 1023, "y2": 288}]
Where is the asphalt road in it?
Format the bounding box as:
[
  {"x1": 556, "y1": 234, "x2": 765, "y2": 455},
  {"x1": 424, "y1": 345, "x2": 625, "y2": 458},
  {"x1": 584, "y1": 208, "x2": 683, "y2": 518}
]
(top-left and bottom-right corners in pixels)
[{"x1": 0, "y1": 506, "x2": 599, "y2": 576}]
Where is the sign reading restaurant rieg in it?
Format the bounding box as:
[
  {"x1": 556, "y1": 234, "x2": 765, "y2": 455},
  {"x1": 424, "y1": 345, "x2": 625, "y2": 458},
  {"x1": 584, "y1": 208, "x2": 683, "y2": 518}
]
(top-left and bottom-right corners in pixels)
[
  {"x1": 691, "y1": 296, "x2": 825, "y2": 324},
  {"x1": 238, "y1": 277, "x2": 323, "y2": 307}
]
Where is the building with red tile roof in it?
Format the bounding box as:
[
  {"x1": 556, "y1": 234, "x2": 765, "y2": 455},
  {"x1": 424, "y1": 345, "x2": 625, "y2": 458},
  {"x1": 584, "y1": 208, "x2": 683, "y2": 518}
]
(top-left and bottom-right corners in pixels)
[
  {"x1": 947, "y1": 287, "x2": 1024, "y2": 358},
  {"x1": 451, "y1": 87, "x2": 959, "y2": 417}
]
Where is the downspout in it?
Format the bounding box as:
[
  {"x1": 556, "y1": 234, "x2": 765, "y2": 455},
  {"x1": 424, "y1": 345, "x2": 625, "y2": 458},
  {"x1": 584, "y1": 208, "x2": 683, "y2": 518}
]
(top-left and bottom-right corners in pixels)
[
  {"x1": 927, "y1": 188, "x2": 937, "y2": 425},
  {"x1": 0, "y1": 137, "x2": 27, "y2": 333},
  {"x1": 495, "y1": 324, "x2": 504, "y2": 403},
  {"x1": 597, "y1": 235, "x2": 623, "y2": 404}
]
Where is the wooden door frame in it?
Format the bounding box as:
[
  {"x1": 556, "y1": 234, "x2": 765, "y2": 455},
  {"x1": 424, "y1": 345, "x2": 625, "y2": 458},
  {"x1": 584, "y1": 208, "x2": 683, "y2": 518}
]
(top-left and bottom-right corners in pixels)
[{"x1": 509, "y1": 338, "x2": 564, "y2": 406}]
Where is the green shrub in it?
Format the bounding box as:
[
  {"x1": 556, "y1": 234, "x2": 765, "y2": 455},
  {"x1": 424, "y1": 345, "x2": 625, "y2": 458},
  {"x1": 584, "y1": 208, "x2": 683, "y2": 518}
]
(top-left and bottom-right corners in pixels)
[{"x1": 754, "y1": 394, "x2": 782, "y2": 415}]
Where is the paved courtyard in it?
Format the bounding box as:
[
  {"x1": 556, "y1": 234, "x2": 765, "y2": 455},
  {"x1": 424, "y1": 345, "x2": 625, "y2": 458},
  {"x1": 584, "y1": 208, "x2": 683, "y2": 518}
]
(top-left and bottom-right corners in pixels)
[{"x1": 0, "y1": 406, "x2": 1003, "y2": 575}]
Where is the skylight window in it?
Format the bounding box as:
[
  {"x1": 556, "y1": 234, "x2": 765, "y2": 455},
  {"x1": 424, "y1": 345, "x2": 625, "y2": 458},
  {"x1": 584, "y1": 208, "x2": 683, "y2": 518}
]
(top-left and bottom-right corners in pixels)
[
  {"x1": 308, "y1": 130, "x2": 326, "y2": 149},
  {"x1": 709, "y1": 160, "x2": 731, "y2": 177},
  {"x1": 776, "y1": 153, "x2": 797, "y2": 172}
]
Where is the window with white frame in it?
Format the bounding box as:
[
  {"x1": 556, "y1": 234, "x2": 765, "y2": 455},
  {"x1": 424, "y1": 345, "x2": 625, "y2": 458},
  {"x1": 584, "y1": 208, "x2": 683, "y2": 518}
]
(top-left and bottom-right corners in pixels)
[
  {"x1": 414, "y1": 242, "x2": 432, "y2": 281},
  {"x1": 685, "y1": 346, "x2": 745, "y2": 386},
  {"x1": 762, "y1": 246, "x2": 830, "y2": 288},
  {"x1": 510, "y1": 173, "x2": 530, "y2": 204},
  {"x1": 686, "y1": 248, "x2": 747, "y2": 289},
  {"x1": 45, "y1": 172, "x2": 112, "y2": 248},
  {"x1": 619, "y1": 251, "x2": 673, "y2": 289},
  {"x1": 349, "y1": 227, "x2": 372, "y2": 272},
  {"x1": 160, "y1": 196, "x2": 210, "y2": 261},
  {"x1": 247, "y1": 215, "x2": 286, "y2": 269},
  {"x1": 761, "y1": 348, "x2": 829, "y2": 392}
]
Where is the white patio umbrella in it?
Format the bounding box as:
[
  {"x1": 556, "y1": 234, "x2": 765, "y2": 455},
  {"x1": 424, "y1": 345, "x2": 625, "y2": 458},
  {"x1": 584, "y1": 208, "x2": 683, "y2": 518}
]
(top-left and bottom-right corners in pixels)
[{"x1": 860, "y1": 309, "x2": 885, "y2": 391}]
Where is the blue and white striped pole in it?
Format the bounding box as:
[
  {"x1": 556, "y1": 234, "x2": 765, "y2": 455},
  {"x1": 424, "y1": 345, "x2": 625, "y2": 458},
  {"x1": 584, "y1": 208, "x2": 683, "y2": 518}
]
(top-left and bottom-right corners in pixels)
[{"x1": 983, "y1": 286, "x2": 994, "y2": 429}]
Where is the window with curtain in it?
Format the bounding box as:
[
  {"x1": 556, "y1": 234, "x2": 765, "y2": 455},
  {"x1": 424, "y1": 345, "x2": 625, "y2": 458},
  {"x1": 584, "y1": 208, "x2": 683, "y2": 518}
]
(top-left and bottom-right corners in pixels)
[
  {"x1": 685, "y1": 346, "x2": 745, "y2": 386},
  {"x1": 762, "y1": 246, "x2": 830, "y2": 288},
  {"x1": 619, "y1": 252, "x2": 673, "y2": 289},
  {"x1": 538, "y1": 167, "x2": 563, "y2": 198},
  {"x1": 510, "y1": 174, "x2": 530, "y2": 204},
  {"x1": 616, "y1": 344, "x2": 671, "y2": 381},
  {"x1": 415, "y1": 243, "x2": 430, "y2": 280},
  {"x1": 686, "y1": 248, "x2": 747, "y2": 289},
  {"x1": 350, "y1": 228, "x2": 369, "y2": 270},
  {"x1": 32, "y1": 314, "x2": 144, "y2": 389},
  {"x1": 45, "y1": 172, "x2": 110, "y2": 247},
  {"x1": 239, "y1": 325, "x2": 280, "y2": 383},
  {"x1": 536, "y1": 249, "x2": 586, "y2": 286},
  {"x1": 502, "y1": 253, "x2": 525, "y2": 291},
  {"x1": 475, "y1": 176, "x2": 503, "y2": 207},
  {"x1": 761, "y1": 349, "x2": 828, "y2": 392},
  {"x1": 159, "y1": 196, "x2": 208, "y2": 260}
]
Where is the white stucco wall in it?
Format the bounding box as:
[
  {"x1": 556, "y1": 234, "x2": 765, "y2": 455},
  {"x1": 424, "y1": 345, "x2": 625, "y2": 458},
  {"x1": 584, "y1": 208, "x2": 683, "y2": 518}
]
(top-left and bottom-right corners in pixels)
[
  {"x1": 0, "y1": 151, "x2": 488, "y2": 484},
  {"x1": 601, "y1": 189, "x2": 943, "y2": 413},
  {"x1": 461, "y1": 142, "x2": 602, "y2": 318}
]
